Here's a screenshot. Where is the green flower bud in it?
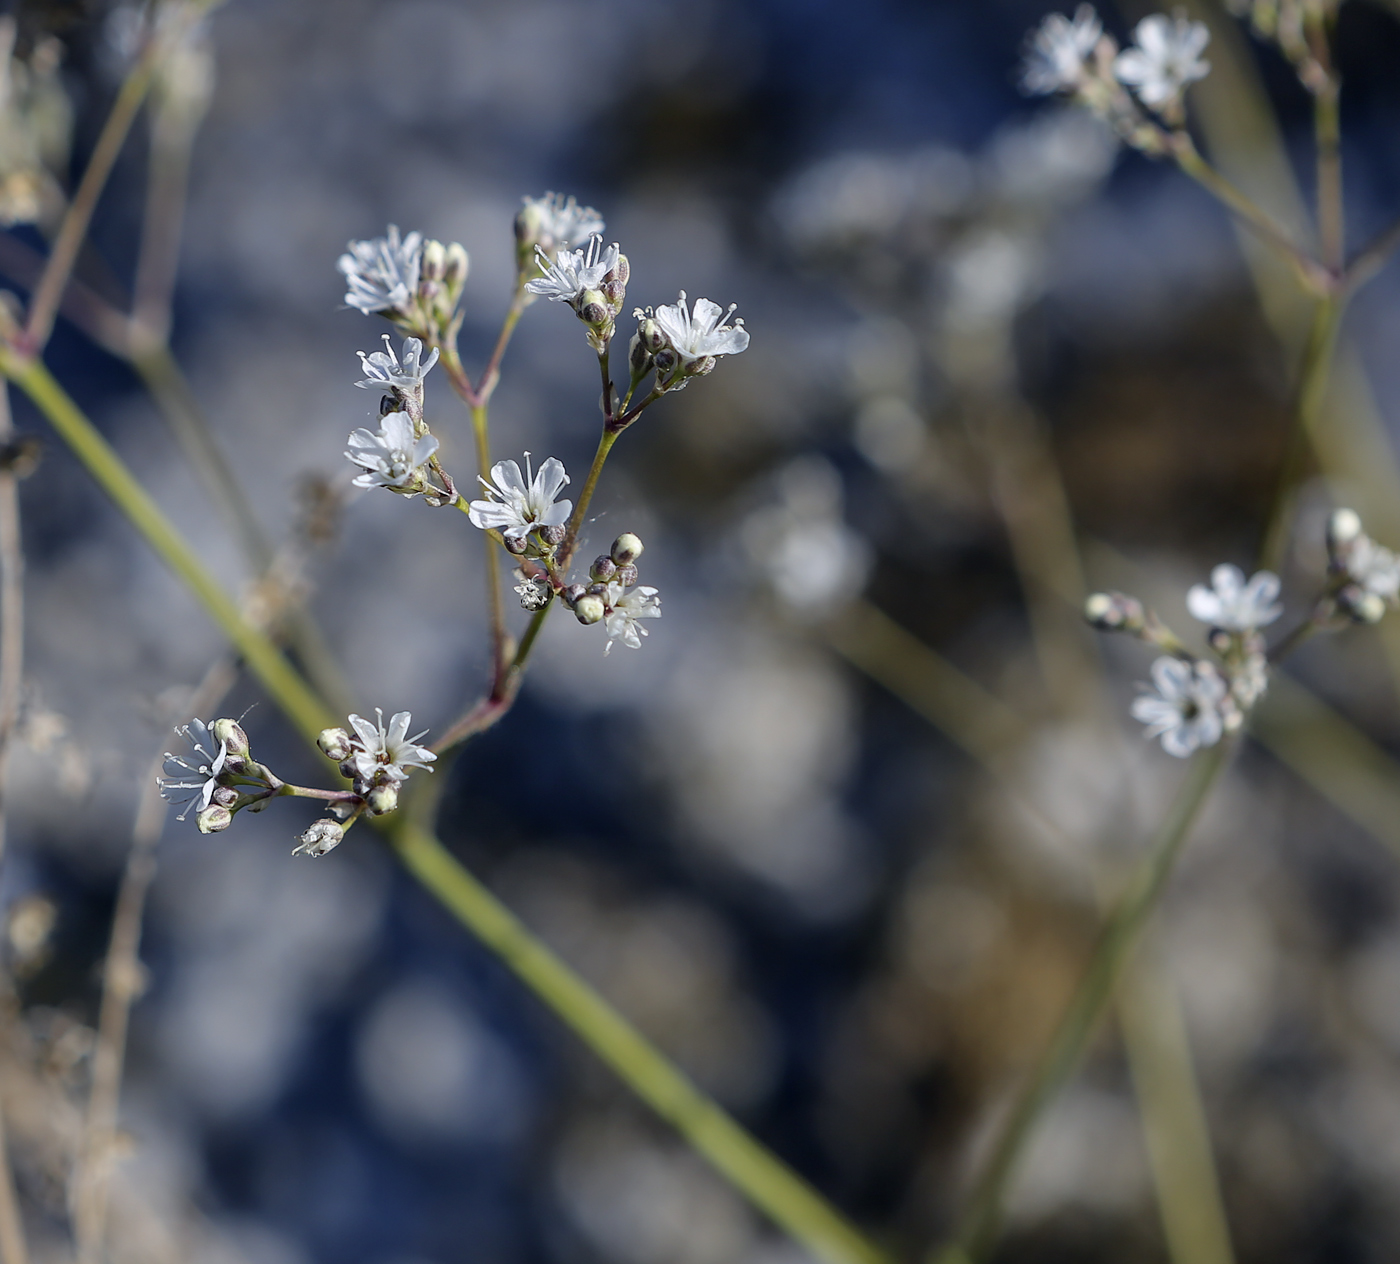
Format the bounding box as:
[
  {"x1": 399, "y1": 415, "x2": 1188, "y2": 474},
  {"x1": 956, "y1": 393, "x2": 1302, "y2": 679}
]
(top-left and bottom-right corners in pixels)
[
  {"x1": 196, "y1": 805, "x2": 233, "y2": 834},
  {"x1": 211, "y1": 718, "x2": 251, "y2": 757}
]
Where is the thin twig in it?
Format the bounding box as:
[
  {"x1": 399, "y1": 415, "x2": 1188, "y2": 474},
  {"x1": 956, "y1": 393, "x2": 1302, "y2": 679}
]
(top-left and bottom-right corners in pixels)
[
  {"x1": 71, "y1": 656, "x2": 236, "y2": 1264},
  {"x1": 0, "y1": 382, "x2": 31, "y2": 1264}
]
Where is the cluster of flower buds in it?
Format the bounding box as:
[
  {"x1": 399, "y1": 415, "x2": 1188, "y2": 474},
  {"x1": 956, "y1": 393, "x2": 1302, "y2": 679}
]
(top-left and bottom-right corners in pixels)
[
  {"x1": 337, "y1": 225, "x2": 469, "y2": 342},
  {"x1": 558, "y1": 533, "x2": 662, "y2": 653},
  {"x1": 1325, "y1": 508, "x2": 1400, "y2": 624},
  {"x1": 525, "y1": 234, "x2": 630, "y2": 352},
  {"x1": 1224, "y1": 0, "x2": 1340, "y2": 93},
  {"x1": 1086, "y1": 563, "x2": 1283, "y2": 756},
  {"x1": 514, "y1": 191, "x2": 605, "y2": 274},
  {"x1": 159, "y1": 717, "x2": 281, "y2": 834},
  {"x1": 316, "y1": 709, "x2": 437, "y2": 822},
  {"x1": 1021, "y1": 6, "x2": 1211, "y2": 146}
]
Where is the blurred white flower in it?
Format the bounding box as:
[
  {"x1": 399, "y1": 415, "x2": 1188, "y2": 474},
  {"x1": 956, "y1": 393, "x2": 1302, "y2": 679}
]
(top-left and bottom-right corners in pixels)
[
  {"x1": 1021, "y1": 5, "x2": 1103, "y2": 96},
  {"x1": 1131, "y1": 657, "x2": 1227, "y2": 757},
  {"x1": 1187, "y1": 564, "x2": 1283, "y2": 631},
  {"x1": 604, "y1": 582, "x2": 661, "y2": 654},
  {"x1": 355, "y1": 334, "x2": 438, "y2": 393},
  {"x1": 521, "y1": 191, "x2": 605, "y2": 251},
  {"x1": 525, "y1": 234, "x2": 619, "y2": 304},
  {"x1": 338, "y1": 224, "x2": 423, "y2": 315},
  {"x1": 648, "y1": 291, "x2": 750, "y2": 363},
  {"x1": 347, "y1": 708, "x2": 436, "y2": 785},
  {"x1": 344, "y1": 411, "x2": 439, "y2": 493},
  {"x1": 1114, "y1": 14, "x2": 1210, "y2": 109},
  {"x1": 468, "y1": 454, "x2": 572, "y2": 542},
  {"x1": 158, "y1": 718, "x2": 226, "y2": 821}
]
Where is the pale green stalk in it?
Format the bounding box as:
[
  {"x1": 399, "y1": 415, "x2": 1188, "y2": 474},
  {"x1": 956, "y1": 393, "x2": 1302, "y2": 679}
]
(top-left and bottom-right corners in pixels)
[{"x1": 9, "y1": 350, "x2": 887, "y2": 1264}]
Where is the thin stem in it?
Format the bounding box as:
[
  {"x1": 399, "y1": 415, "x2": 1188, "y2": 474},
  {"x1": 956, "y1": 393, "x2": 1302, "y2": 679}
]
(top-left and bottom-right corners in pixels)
[
  {"x1": 475, "y1": 286, "x2": 528, "y2": 405},
  {"x1": 73, "y1": 656, "x2": 236, "y2": 1264},
  {"x1": 21, "y1": 49, "x2": 158, "y2": 353},
  {"x1": 470, "y1": 402, "x2": 507, "y2": 681},
  {"x1": 0, "y1": 353, "x2": 336, "y2": 744},
  {"x1": 559, "y1": 429, "x2": 617, "y2": 571},
  {"x1": 1171, "y1": 138, "x2": 1332, "y2": 294},
  {"x1": 931, "y1": 740, "x2": 1234, "y2": 1264},
  {"x1": 1257, "y1": 295, "x2": 1345, "y2": 573},
  {"x1": 0, "y1": 382, "x2": 30, "y2": 1264},
  {"x1": 598, "y1": 345, "x2": 614, "y2": 422},
  {"x1": 1306, "y1": 13, "x2": 1344, "y2": 275},
  {"x1": 390, "y1": 821, "x2": 890, "y2": 1264},
  {"x1": 440, "y1": 340, "x2": 477, "y2": 407}
]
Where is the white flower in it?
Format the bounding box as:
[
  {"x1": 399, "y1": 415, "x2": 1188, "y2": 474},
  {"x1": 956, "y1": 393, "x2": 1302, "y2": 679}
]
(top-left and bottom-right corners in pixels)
[
  {"x1": 603, "y1": 580, "x2": 661, "y2": 654},
  {"x1": 1114, "y1": 14, "x2": 1210, "y2": 109},
  {"x1": 1339, "y1": 534, "x2": 1400, "y2": 601},
  {"x1": 346, "y1": 708, "x2": 436, "y2": 786},
  {"x1": 467, "y1": 453, "x2": 572, "y2": 542},
  {"x1": 1021, "y1": 5, "x2": 1103, "y2": 95},
  {"x1": 524, "y1": 234, "x2": 619, "y2": 304},
  {"x1": 1130, "y1": 657, "x2": 1226, "y2": 758},
  {"x1": 338, "y1": 224, "x2": 423, "y2": 315},
  {"x1": 158, "y1": 718, "x2": 226, "y2": 820},
  {"x1": 293, "y1": 819, "x2": 345, "y2": 859},
  {"x1": 345, "y1": 410, "x2": 439, "y2": 493},
  {"x1": 356, "y1": 334, "x2": 439, "y2": 393},
  {"x1": 514, "y1": 569, "x2": 552, "y2": 611},
  {"x1": 521, "y1": 191, "x2": 605, "y2": 250},
  {"x1": 1186, "y1": 564, "x2": 1283, "y2": 631},
  {"x1": 648, "y1": 291, "x2": 750, "y2": 363}
]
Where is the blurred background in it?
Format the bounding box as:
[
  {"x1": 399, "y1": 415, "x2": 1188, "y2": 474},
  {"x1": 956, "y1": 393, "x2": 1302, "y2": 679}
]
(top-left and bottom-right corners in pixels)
[{"x1": 5, "y1": 0, "x2": 1400, "y2": 1261}]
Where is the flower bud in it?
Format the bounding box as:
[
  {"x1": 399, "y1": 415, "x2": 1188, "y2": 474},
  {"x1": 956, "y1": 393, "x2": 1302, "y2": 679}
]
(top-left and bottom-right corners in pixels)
[
  {"x1": 578, "y1": 291, "x2": 609, "y2": 326},
  {"x1": 1328, "y1": 507, "x2": 1363, "y2": 558},
  {"x1": 515, "y1": 200, "x2": 546, "y2": 248},
  {"x1": 1339, "y1": 583, "x2": 1386, "y2": 624},
  {"x1": 606, "y1": 255, "x2": 630, "y2": 287},
  {"x1": 338, "y1": 759, "x2": 358, "y2": 781},
  {"x1": 211, "y1": 784, "x2": 239, "y2": 809},
  {"x1": 318, "y1": 727, "x2": 352, "y2": 761},
  {"x1": 563, "y1": 583, "x2": 587, "y2": 606},
  {"x1": 590, "y1": 555, "x2": 617, "y2": 582},
  {"x1": 613, "y1": 563, "x2": 639, "y2": 587},
  {"x1": 1084, "y1": 590, "x2": 1144, "y2": 633},
  {"x1": 687, "y1": 355, "x2": 717, "y2": 378},
  {"x1": 653, "y1": 348, "x2": 679, "y2": 377},
  {"x1": 293, "y1": 819, "x2": 345, "y2": 858},
  {"x1": 367, "y1": 783, "x2": 399, "y2": 816},
  {"x1": 637, "y1": 317, "x2": 666, "y2": 354},
  {"x1": 379, "y1": 393, "x2": 398, "y2": 418},
  {"x1": 421, "y1": 238, "x2": 446, "y2": 281},
  {"x1": 575, "y1": 595, "x2": 605, "y2": 625},
  {"x1": 212, "y1": 718, "x2": 251, "y2": 757},
  {"x1": 504, "y1": 533, "x2": 529, "y2": 555},
  {"x1": 629, "y1": 332, "x2": 652, "y2": 378},
  {"x1": 537, "y1": 524, "x2": 566, "y2": 547},
  {"x1": 611, "y1": 533, "x2": 644, "y2": 565},
  {"x1": 196, "y1": 805, "x2": 233, "y2": 834}
]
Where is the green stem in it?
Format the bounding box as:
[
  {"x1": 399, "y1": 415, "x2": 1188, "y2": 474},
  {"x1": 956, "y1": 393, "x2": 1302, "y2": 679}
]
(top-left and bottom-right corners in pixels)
[
  {"x1": 1257, "y1": 295, "x2": 1345, "y2": 573},
  {"x1": 475, "y1": 287, "x2": 527, "y2": 405},
  {"x1": 560, "y1": 428, "x2": 617, "y2": 571},
  {"x1": 0, "y1": 352, "x2": 335, "y2": 744},
  {"x1": 11, "y1": 326, "x2": 887, "y2": 1264},
  {"x1": 390, "y1": 821, "x2": 890, "y2": 1264},
  {"x1": 931, "y1": 740, "x2": 1233, "y2": 1264},
  {"x1": 1314, "y1": 79, "x2": 1344, "y2": 275},
  {"x1": 469, "y1": 400, "x2": 507, "y2": 680}
]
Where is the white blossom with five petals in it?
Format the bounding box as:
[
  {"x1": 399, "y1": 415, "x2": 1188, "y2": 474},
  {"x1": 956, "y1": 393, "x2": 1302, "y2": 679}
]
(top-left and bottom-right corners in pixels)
[
  {"x1": 355, "y1": 334, "x2": 439, "y2": 393},
  {"x1": 467, "y1": 454, "x2": 572, "y2": 542},
  {"x1": 158, "y1": 718, "x2": 226, "y2": 820},
  {"x1": 1114, "y1": 13, "x2": 1210, "y2": 109},
  {"x1": 338, "y1": 225, "x2": 423, "y2": 315},
  {"x1": 525, "y1": 235, "x2": 619, "y2": 305},
  {"x1": 648, "y1": 291, "x2": 750, "y2": 364},
  {"x1": 1021, "y1": 5, "x2": 1103, "y2": 95},
  {"x1": 345, "y1": 411, "x2": 439, "y2": 493},
  {"x1": 603, "y1": 580, "x2": 661, "y2": 654},
  {"x1": 1186, "y1": 564, "x2": 1282, "y2": 632},
  {"x1": 346, "y1": 709, "x2": 437, "y2": 785},
  {"x1": 1130, "y1": 657, "x2": 1227, "y2": 758}
]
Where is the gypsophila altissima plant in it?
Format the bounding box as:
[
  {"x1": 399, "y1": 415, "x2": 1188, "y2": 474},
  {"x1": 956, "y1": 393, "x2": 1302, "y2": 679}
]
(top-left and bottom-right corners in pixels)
[{"x1": 158, "y1": 192, "x2": 749, "y2": 854}]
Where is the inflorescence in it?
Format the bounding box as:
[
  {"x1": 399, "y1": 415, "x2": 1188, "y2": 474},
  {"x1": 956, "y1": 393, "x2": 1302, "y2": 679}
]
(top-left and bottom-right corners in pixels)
[
  {"x1": 162, "y1": 190, "x2": 749, "y2": 854},
  {"x1": 1087, "y1": 510, "x2": 1400, "y2": 757}
]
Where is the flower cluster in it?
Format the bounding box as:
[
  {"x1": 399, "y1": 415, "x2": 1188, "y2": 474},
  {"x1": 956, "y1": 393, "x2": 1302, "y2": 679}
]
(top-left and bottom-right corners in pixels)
[
  {"x1": 526, "y1": 234, "x2": 629, "y2": 350},
  {"x1": 1021, "y1": 6, "x2": 1210, "y2": 146},
  {"x1": 159, "y1": 717, "x2": 279, "y2": 834},
  {"x1": 338, "y1": 225, "x2": 468, "y2": 339},
  {"x1": 557, "y1": 533, "x2": 662, "y2": 653},
  {"x1": 630, "y1": 292, "x2": 750, "y2": 396},
  {"x1": 515, "y1": 191, "x2": 605, "y2": 268},
  {"x1": 1089, "y1": 512, "x2": 1400, "y2": 756}
]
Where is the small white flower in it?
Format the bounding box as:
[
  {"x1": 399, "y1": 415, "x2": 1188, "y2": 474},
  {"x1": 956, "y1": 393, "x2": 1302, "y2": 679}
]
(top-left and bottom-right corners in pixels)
[
  {"x1": 346, "y1": 708, "x2": 436, "y2": 786},
  {"x1": 1021, "y1": 5, "x2": 1103, "y2": 95},
  {"x1": 603, "y1": 580, "x2": 661, "y2": 654},
  {"x1": 1130, "y1": 657, "x2": 1226, "y2": 757},
  {"x1": 514, "y1": 569, "x2": 552, "y2": 611},
  {"x1": 524, "y1": 234, "x2": 619, "y2": 305},
  {"x1": 521, "y1": 191, "x2": 605, "y2": 250},
  {"x1": 1114, "y1": 13, "x2": 1210, "y2": 109},
  {"x1": 158, "y1": 718, "x2": 226, "y2": 820},
  {"x1": 467, "y1": 453, "x2": 572, "y2": 542},
  {"x1": 338, "y1": 224, "x2": 423, "y2": 315},
  {"x1": 647, "y1": 291, "x2": 750, "y2": 363},
  {"x1": 355, "y1": 334, "x2": 439, "y2": 393},
  {"x1": 293, "y1": 819, "x2": 345, "y2": 859},
  {"x1": 1343, "y1": 535, "x2": 1400, "y2": 602},
  {"x1": 345, "y1": 410, "x2": 439, "y2": 493},
  {"x1": 1186, "y1": 564, "x2": 1283, "y2": 631}
]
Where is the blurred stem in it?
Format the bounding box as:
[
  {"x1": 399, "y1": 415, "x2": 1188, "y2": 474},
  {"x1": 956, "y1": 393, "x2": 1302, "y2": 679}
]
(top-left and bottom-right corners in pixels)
[
  {"x1": 21, "y1": 45, "x2": 158, "y2": 353},
  {"x1": 1257, "y1": 295, "x2": 1344, "y2": 573},
  {"x1": 0, "y1": 352, "x2": 336, "y2": 743},
  {"x1": 931, "y1": 740, "x2": 1233, "y2": 1264},
  {"x1": 73, "y1": 656, "x2": 237, "y2": 1264},
  {"x1": 390, "y1": 821, "x2": 891, "y2": 1264},
  {"x1": 13, "y1": 349, "x2": 883, "y2": 1264},
  {"x1": 1307, "y1": 16, "x2": 1344, "y2": 275},
  {"x1": 1115, "y1": 919, "x2": 1235, "y2": 1264},
  {"x1": 0, "y1": 383, "x2": 30, "y2": 1264},
  {"x1": 475, "y1": 286, "x2": 528, "y2": 405}
]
